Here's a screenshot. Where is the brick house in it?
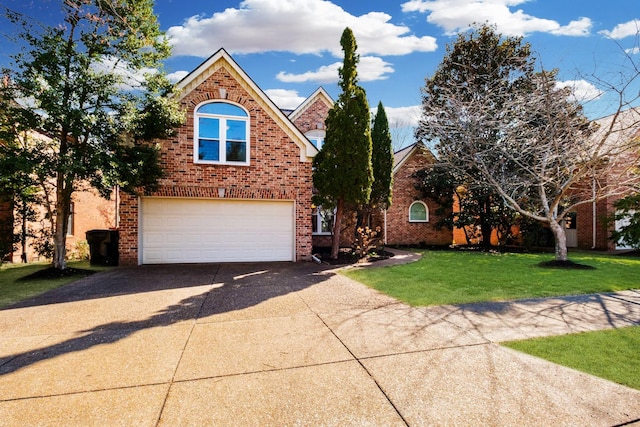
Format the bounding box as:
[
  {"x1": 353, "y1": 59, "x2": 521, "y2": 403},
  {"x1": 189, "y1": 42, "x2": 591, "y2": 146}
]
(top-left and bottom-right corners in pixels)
[
  {"x1": 117, "y1": 49, "x2": 318, "y2": 265},
  {"x1": 383, "y1": 143, "x2": 452, "y2": 246},
  {"x1": 0, "y1": 129, "x2": 116, "y2": 263},
  {"x1": 566, "y1": 109, "x2": 640, "y2": 251}
]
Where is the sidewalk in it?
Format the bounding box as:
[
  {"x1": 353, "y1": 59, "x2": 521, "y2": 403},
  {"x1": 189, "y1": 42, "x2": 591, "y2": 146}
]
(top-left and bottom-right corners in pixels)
[{"x1": 0, "y1": 254, "x2": 638, "y2": 426}]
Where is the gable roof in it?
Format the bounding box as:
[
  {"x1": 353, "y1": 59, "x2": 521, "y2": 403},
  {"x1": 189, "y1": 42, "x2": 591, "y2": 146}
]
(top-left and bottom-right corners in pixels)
[
  {"x1": 175, "y1": 48, "x2": 319, "y2": 161},
  {"x1": 288, "y1": 87, "x2": 334, "y2": 123},
  {"x1": 392, "y1": 142, "x2": 436, "y2": 174},
  {"x1": 392, "y1": 143, "x2": 418, "y2": 173}
]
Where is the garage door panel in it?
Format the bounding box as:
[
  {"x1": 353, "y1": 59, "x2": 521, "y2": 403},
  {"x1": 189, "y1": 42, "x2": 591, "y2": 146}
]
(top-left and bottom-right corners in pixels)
[{"x1": 141, "y1": 198, "x2": 294, "y2": 264}]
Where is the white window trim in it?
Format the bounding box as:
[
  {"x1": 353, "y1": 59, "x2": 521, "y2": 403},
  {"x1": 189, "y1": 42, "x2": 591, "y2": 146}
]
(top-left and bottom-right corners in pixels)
[
  {"x1": 305, "y1": 129, "x2": 325, "y2": 150},
  {"x1": 409, "y1": 201, "x2": 429, "y2": 223},
  {"x1": 194, "y1": 100, "x2": 250, "y2": 166},
  {"x1": 312, "y1": 206, "x2": 334, "y2": 235}
]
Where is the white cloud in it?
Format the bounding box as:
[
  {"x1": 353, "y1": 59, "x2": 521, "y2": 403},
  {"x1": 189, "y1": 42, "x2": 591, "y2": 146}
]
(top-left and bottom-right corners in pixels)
[
  {"x1": 373, "y1": 105, "x2": 422, "y2": 128},
  {"x1": 599, "y1": 19, "x2": 640, "y2": 39},
  {"x1": 166, "y1": 0, "x2": 437, "y2": 58},
  {"x1": 277, "y1": 63, "x2": 341, "y2": 84},
  {"x1": 91, "y1": 56, "x2": 157, "y2": 89},
  {"x1": 167, "y1": 70, "x2": 189, "y2": 83},
  {"x1": 264, "y1": 89, "x2": 306, "y2": 110},
  {"x1": 555, "y1": 79, "x2": 603, "y2": 102},
  {"x1": 401, "y1": 0, "x2": 591, "y2": 37},
  {"x1": 276, "y1": 56, "x2": 394, "y2": 84},
  {"x1": 626, "y1": 47, "x2": 640, "y2": 55}
]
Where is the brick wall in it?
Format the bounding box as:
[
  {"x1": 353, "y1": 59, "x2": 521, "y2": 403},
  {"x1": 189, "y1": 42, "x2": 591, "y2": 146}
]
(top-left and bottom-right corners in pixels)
[
  {"x1": 0, "y1": 196, "x2": 13, "y2": 261},
  {"x1": 118, "y1": 64, "x2": 313, "y2": 264},
  {"x1": 9, "y1": 187, "x2": 114, "y2": 263},
  {"x1": 385, "y1": 145, "x2": 452, "y2": 246},
  {"x1": 291, "y1": 98, "x2": 330, "y2": 134}
]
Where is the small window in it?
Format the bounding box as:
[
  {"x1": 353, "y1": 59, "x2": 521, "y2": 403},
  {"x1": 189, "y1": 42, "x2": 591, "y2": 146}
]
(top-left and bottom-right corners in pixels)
[
  {"x1": 312, "y1": 206, "x2": 334, "y2": 235},
  {"x1": 409, "y1": 201, "x2": 428, "y2": 222},
  {"x1": 564, "y1": 212, "x2": 577, "y2": 229},
  {"x1": 194, "y1": 101, "x2": 249, "y2": 164},
  {"x1": 305, "y1": 129, "x2": 325, "y2": 150}
]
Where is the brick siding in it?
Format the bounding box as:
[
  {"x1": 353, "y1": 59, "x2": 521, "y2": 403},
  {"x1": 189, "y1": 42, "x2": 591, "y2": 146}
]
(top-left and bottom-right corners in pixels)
[
  {"x1": 385, "y1": 145, "x2": 452, "y2": 246},
  {"x1": 291, "y1": 98, "x2": 330, "y2": 134},
  {"x1": 118, "y1": 64, "x2": 313, "y2": 264}
]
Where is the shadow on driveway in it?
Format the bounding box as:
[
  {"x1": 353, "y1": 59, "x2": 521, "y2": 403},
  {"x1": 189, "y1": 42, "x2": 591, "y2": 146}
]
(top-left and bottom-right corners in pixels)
[{"x1": 0, "y1": 262, "x2": 335, "y2": 376}]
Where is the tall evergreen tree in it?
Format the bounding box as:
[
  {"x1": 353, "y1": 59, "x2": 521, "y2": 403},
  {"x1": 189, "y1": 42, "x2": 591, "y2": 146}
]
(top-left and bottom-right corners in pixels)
[
  {"x1": 370, "y1": 102, "x2": 393, "y2": 211},
  {"x1": 313, "y1": 27, "x2": 373, "y2": 259}
]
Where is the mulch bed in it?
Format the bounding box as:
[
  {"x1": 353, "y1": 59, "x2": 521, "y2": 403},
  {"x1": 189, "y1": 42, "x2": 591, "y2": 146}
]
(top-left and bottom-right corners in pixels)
[{"x1": 314, "y1": 249, "x2": 394, "y2": 265}]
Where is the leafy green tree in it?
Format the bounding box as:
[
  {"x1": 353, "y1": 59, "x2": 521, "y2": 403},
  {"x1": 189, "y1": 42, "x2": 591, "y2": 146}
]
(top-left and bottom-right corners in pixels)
[
  {"x1": 415, "y1": 164, "x2": 518, "y2": 246},
  {"x1": 313, "y1": 27, "x2": 373, "y2": 259},
  {"x1": 611, "y1": 193, "x2": 640, "y2": 249},
  {"x1": 1, "y1": 0, "x2": 184, "y2": 269}
]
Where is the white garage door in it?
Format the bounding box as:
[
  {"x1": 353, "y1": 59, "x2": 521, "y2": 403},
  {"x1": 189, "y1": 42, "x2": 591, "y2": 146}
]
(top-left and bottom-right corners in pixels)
[{"x1": 141, "y1": 198, "x2": 295, "y2": 264}]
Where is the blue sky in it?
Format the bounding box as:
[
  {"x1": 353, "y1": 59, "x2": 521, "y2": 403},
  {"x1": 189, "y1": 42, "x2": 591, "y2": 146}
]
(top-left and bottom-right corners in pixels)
[{"x1": 1, "y1": 0, "x2": 639, "y2": 135}]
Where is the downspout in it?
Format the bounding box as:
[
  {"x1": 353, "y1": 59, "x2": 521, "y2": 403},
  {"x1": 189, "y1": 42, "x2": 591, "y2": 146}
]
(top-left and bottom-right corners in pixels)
[
  {"x1": 592, "y1": 176, "x2": 596, "y2": 249},
  {"x1": 384, "y1": 209, "x2": 388, "y2": 245},
  {"x1": 114, "y1": 185, "x2": 120, "y2": 228}
]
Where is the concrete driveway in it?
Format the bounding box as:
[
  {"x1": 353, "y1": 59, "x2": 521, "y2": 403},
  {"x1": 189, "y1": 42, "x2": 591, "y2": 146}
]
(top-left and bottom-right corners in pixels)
[{"x1": 1, "y1": 256, "x2": 639, "y2": 426}]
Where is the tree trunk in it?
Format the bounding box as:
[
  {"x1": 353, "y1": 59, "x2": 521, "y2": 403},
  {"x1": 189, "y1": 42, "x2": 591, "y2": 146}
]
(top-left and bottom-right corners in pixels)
[
  {"x1": 21, "y1": 202, "x2": 27, "y2": 263},
  {"x1": 52, "y1": 178, "x2": 71, "y2": 270},
  {"x1": 331, "y1": 197, "x2": 344, "y2": 260},
  {"x1": 548, "y1": 219, "x2": 568, "y2": 261},
  {"x1": 480, "y1": 196, "x2": 492, "y2": 247}
]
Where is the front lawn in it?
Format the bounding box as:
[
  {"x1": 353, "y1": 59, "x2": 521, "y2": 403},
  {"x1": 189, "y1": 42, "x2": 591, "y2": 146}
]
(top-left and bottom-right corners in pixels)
[
  {"x1": 504, "y1": 326, "x2": 640, "y2": 390},
  {"x1": 0, "y1": 261, "x2": 108, "y2": 308},
  {"x1": 342, "y1": 250, "x2": 640, "y2": 306}
]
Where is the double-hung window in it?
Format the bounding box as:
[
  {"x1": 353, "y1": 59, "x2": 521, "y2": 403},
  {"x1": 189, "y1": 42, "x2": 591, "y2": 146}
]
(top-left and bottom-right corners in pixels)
[
  {"x1": 312, "y1": 206, "x2": 334, "y2": 234},
  {"x1": 195, "y1": 102, "x2": 249, "y2": 165}
]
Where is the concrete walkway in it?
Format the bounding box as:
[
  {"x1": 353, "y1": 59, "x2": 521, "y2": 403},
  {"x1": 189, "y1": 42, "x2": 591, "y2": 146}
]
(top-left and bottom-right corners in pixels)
[{"x1": 0, "y1": 251, "x2": 639, "y2": 426}]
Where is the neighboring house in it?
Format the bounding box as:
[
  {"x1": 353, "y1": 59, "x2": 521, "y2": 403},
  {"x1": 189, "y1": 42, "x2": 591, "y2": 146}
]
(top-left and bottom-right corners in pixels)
[
  {"x1": 568, "y1": 109, "x2": 640, "y2": 251},
  {"x1": 0, "y1": 195, "x2": 12, "y2": 261},
  {"x1": 308, "y1": 142, "x2": 453, "y2": 250},
  {"x1": 383, "y1": 143, "x2": 452, "y2": 246},
  {"x1": 0, "y1": 129, "x2": 116, "y2": 263},
  {"x1": 117, "y1": 49, "x2": 318, "y2": 265}
]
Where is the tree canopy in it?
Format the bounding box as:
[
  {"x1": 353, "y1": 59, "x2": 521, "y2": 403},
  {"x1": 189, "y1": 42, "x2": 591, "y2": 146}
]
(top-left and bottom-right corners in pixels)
[
  {"x1": 0, "y1": 0, "x2": 184, "y2": 269},
  {"x1": 416, "y1": 24, "x2": 640, "y2": 261},
  {"x1": 312, "y1": 27, "x2": 373, "y2": 259}
]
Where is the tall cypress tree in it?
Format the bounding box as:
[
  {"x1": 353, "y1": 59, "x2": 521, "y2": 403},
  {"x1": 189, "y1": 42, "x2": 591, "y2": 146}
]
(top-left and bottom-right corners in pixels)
[
  {"x1": 370, "y1": 102, "x2": 393, "y2": 210},
  {"x1": 313, "y1": 27, "x2": 373, "y2": 259}
]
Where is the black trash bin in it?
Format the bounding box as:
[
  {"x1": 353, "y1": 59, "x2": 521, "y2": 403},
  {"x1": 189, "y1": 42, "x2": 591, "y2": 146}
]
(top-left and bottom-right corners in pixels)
[{"x1": 86, "y1": 229, "x2": 119, "y2": 266}]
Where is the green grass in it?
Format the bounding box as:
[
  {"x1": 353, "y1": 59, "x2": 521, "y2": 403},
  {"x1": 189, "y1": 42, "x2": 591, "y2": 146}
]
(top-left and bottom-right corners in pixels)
[
  {"x1": 0, "y1": 261, "x2": 108, "y2": 308},
  {"x1": 504, "y1": 326, "x2": 640, "y2": 390},
  {"x1": 343, "y1": 250, "x2": 640, "y2": 306}
]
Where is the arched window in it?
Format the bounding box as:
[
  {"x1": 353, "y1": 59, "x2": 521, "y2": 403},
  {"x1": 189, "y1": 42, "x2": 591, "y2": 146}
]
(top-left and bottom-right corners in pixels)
[
  {"x1": 194, "y1": 101, "x2": 249, "y2": 164},
  {"x1": 409, "y1": 201, "x2": 429, "y2": 222}
]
